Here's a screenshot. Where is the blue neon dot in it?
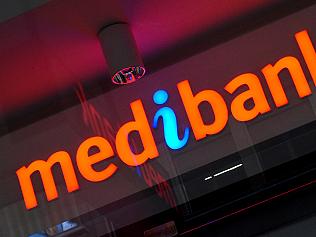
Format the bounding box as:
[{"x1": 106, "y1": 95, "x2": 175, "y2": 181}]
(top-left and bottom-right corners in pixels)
[{"x1": 153, "y1": 90, "x2": 169, "y2": 105}]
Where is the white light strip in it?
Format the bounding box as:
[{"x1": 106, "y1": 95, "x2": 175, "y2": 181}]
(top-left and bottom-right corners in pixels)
[
  {"x1": 204, "y1": 176, "x2": 213, "y2": 181},
  {"x1": 213, "y1": 164, "x2": 243, "y2": 177}
]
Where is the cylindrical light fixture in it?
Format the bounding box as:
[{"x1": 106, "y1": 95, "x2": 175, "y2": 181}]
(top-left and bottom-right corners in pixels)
[{"x1": 98, "y1": 23, "x2": 145, "y2": 85}]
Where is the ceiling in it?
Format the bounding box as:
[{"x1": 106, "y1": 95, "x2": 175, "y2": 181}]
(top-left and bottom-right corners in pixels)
[{"x1": 0, "y1": 0, "x2": 301, "y2": 114}]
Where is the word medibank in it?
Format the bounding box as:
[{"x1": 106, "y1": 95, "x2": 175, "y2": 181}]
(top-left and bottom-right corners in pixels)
[{"x1": 17, "y1": 30, "x2": 316, "y2": 209}]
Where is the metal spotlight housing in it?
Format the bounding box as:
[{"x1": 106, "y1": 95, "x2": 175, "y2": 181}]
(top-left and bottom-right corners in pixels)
[{"x1": 98, "y1": 23, "x2": 145, "y2": 85}]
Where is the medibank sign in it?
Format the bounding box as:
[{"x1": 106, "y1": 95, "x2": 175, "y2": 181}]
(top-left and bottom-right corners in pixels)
[{"x1": 16, "y1": 30, "x2": 316, "y2": 209}]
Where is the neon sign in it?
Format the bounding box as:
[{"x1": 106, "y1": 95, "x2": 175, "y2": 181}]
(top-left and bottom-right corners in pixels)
[
  {"x1": 16, "y1": 29, "x2": 316, "y2": 209},
  {"x1": 153, "y1": 90, "x2": 190, "y2": 150},
  {"x1": 75, "y1": 84, "x2": 178, "y2": 208}
]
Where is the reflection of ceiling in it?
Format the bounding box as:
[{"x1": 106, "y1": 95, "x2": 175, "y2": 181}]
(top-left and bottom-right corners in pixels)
[
  {"x1": 0, "y1": 0, "x2": 309, "y2": 113},
  {"x1": 0, "y1": 0, "x2": 50, "y2": 23}
]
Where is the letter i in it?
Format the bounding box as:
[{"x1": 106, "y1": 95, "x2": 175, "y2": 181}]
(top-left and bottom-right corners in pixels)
[{"x1": 153, "y1": 90, "x2": 190, "y2": 150}]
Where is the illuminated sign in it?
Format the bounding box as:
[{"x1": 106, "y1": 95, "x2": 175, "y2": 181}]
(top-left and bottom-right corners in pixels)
[
  {"x1": 16, "y1": 29, "x2": 316, "y2": 209},
  {"x1": 153, "y1": 89, "x2": 190, "y2": 150},
  {"x1": 75, "y1": 84, "x2": 178, "y2": 208}
]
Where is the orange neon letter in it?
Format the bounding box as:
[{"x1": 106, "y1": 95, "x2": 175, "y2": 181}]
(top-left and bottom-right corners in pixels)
[
  {"x1": 77, "y1": 136, "x2": 117, "y2": 182},
  {"x1": 16, "y1": 151, "x2": 79, "y2": 209},
  {"x1": 262, "y1": 56, "x2": 312, "y2": 107},
  {"x1": 225, "y1": 73, "x2": 271, "y2": 121},
  {"x1": 177, "y1": 80, "x2": 228, "y2": 140},
  {"x1": 116, "y1": 100, "x2": 159, "y2": 166},
  {"x1": 295, "y1": 30, "x2": 316, "y2": 86}
]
